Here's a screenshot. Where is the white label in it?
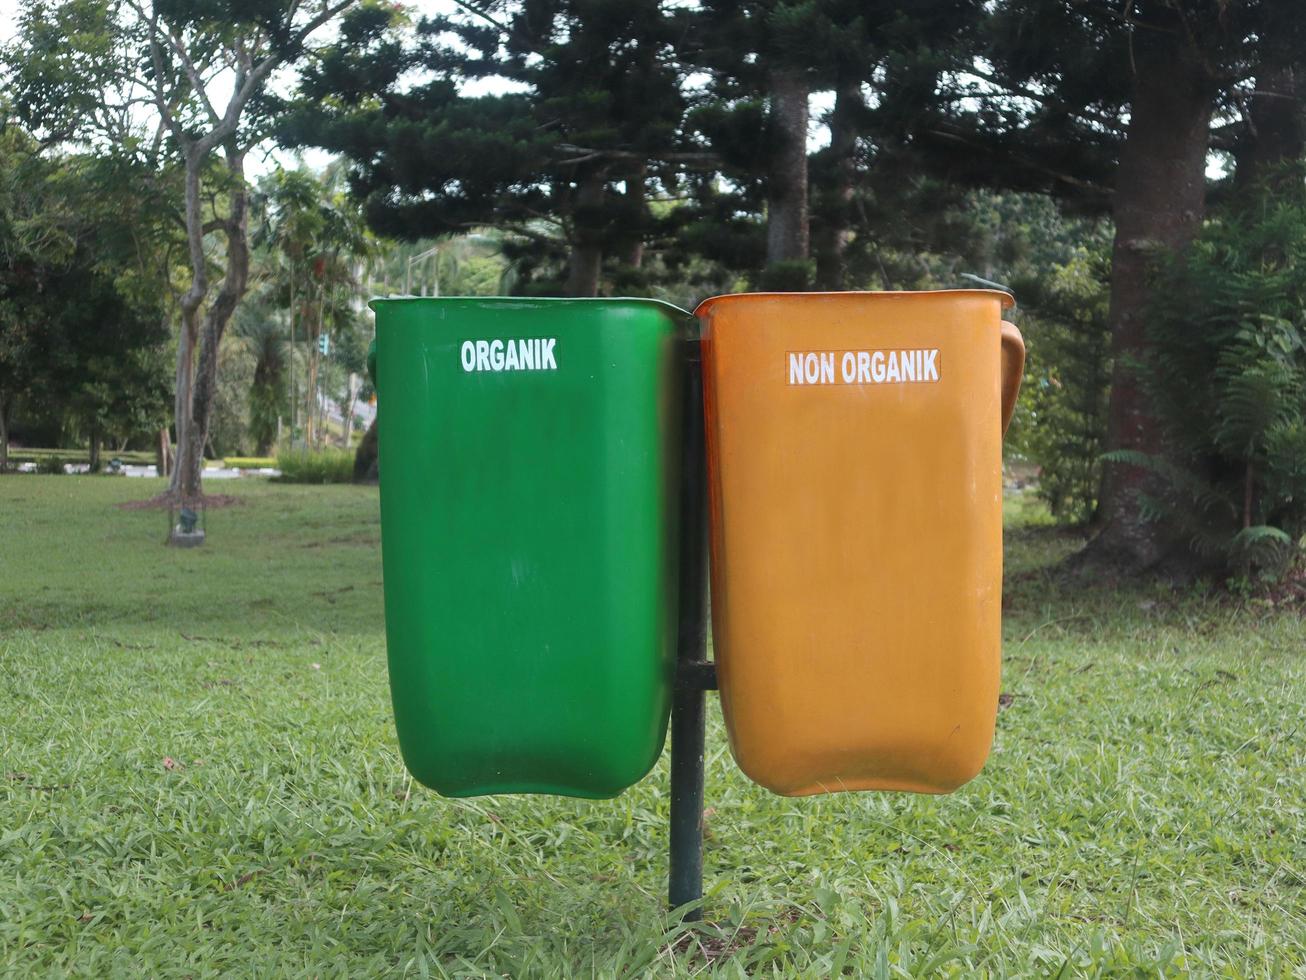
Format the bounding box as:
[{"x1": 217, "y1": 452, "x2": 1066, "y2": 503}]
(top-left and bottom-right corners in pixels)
[
  {"x1": 461, "y1": 338, "x2": 558, "y2": 372},
  {"x1": 786, "y1": 349, "x2": 939, "y2": 385}
]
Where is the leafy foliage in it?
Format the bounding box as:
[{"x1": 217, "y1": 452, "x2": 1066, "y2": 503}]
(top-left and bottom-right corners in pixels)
[
  {"x1": 1124, "y1": 185, "x2": 1306, "y2": 574},
  {"x1": 238, "y1": 315, "x2": 289, "y2": 456},
  {"x1": 275, "y1": 446, "x2": 356, "y2": 483},
  {"x1": 0, "y1": 130, "x2": 174, "y2": 457},
  {"x1": 36, "y1": 454, "x2": 67, "y2": 475},
  {"x1": 1008, "y1": 246, "x2": 1112, "y2": 524},
  {"x1": 249, "y1": 164, "x2": 376, "y2": 449},
  {"x1": 281, "y1": 0, "x2": 692, "y2": 296}
]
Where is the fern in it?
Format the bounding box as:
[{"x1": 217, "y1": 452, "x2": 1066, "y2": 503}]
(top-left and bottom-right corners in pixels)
[
  {"x1": 1228, "y1": 526, "x2": 1296, "y2": 576},
  {"x1": 1128, "y1": 177, "x2": 1306, "y2": 575},
  {"x1": 1101, "y1": 450, "x2": 1236, "y2": 522},
  {"x1": 1213, "y1": 358, "x2": 1298, "y2": 458}
]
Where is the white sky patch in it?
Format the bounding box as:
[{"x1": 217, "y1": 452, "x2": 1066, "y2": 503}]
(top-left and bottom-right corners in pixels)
[{"x1": 808, "y1": 90, "x2": 834, "y2": 154}]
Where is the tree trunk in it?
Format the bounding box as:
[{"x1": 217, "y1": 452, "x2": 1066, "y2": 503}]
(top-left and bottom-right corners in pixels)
[
  {"x1": 1091, "y1": 23, "x2": 1214, "y2": 569},
  {"x1": 89, "y1": 425, "x2": 101, "y2": 473},
  {"x1": 566, "y1": 168, "x2": 607, "y2": 297},
  {"x1": 171, "y1": 139, "x2": 210, "y2": 500},
  {"x1": 288, "y1": 266, "x2": 297, "y2": 438},
  {"x1": 178, "y1": 145, "x2": 252, "y2": 502},
  {"x1": 813, "y1": 79, "x2": 861, "y2": 290},
  {"x1": 1233, "y1": 64, "x2": 1302, "y2": 192},
  {"x1": 306, "y1": 342, "x2": 319, "y2": 446},
  {"x1": 353, "y1": 416, "x2": 379, "y2": 483},
  {"x1": 619, "y1": 166, "x2": 647, "y2": 269},
  {"x1": 156, "y1": 427, "x2": 171, "y2": 479},
  {"x1": 342, "y1": 373, "x2": 358, "y2": 447},
  {"x1": 0, "y1": 392, "x2": 10, "y2": 471},
  {"x1": 766, "y1": 68, "x2": 811, "y2": 267},
  {"x1": 168, "y1": 315, "x2": 196, "y2": 494}
]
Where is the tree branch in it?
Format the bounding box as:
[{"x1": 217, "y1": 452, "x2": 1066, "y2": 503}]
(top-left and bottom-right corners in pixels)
[
  {"x1": 163, "y1": 23, "x2": 221, "y2": 125},
  {"x1": 209, "y1": 0, "x2": 356, "y2": 149},
  {"x1": 959, "y1": 67, "x2": 1127, "y2": 134},
  {"x1": 925, "y1": 126, "x2": 1112, "y2": 199},
  {"x1": 128, "y1": 0, "x2": 184, "y2": 143},
  {"x1": 554, "y1": 144, "x2": 719, "y2": 168}
]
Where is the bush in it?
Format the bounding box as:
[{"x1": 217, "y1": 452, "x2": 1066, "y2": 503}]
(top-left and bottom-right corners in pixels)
[
  {"x1": 38, "y1": 455, "x2": 67, "y2": 475},
  {"x1": 1117, "y1": 181, "x2": 1306, "y2": 577},
  {"x1": 223, "y1": 456, "x2": 277, "y2": 469},
  {"x1": 275, "y1": 448, "x2": 355, "y2": 484},
  {"x1": 1007, "y1": 248, "x2": 1112, "y2": 525}
]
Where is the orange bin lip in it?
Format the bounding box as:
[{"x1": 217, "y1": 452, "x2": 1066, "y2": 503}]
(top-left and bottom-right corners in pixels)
[
  {"x1": 698, "y1": 289, "x2": 1023, "y2": 797},
  {"x1": 694, "y1": 287, "x2": 1015, "y2": 317}
]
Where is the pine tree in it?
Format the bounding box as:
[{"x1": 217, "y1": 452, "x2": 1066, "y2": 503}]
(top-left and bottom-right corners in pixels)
[
  {"x1": 282, "y1": 0, "x2": 696, "y2": 296},
  {"x1": 914, "y1": 1, "x2": 1288, "y2": 571},
  {"x1": 672, "y1": 0, "x2": 833, "y2": 287},
  {"x1": 808, "y1": 0, "x2": 982, "y2": 289}
]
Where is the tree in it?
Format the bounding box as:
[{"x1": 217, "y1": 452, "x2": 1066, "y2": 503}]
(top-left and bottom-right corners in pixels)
[
  {"x1": 908, "y1": 1, "x2": 1283, "y2": 571},
  {"x1": 1094, "y1": 8, "x2": 1222, "y2": 569},
  {"x1": 0, "y1": 126, "x2": 174, "y2": 468},
  {"x1": 7, "y1": 0, "x2": 356, "y2": 501},
  {"x1": 675, "y1": 0, "x2": 829, "y2": 286},
  {"x1": 282, "y1": 0, "x2": 698, "y2": 297},
  {"x1": 1228, "y1": 0, "x2": 1306, "y2": 193},
  {"x1": 1111, "y1": 188, "x2": 1306, "y2": 576},
  {"x1": 0, "y1": 126, "x2": 66, "y2": 469},
  {"x1": 255, "y1": 165, "x2": 372, "y2": 445},
  {"x1": 1010, "y1": 246, "x2": 1112, "y2": 525},
  {"x1": 233, "y1": 304, "x2": 289, "y2": 456},
  {"x1": 254, "y1": 167, "x2": 323, "y2": 443}
]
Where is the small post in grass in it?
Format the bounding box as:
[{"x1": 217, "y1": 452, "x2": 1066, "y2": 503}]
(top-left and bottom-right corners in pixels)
[
  {"x1": 168, "y1": 501, "x2": 206, "y2": 547},
  {"x1": 669, "y1": 337, "x2": 714, "y2": 921}
]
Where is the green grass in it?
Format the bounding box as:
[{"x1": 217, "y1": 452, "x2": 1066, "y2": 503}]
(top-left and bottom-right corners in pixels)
[{"x1": 1, "y1": 477, "x2": 1302, "y2": 976}]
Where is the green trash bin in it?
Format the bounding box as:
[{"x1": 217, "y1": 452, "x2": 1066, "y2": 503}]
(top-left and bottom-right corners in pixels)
[{"x1": 369, "y1": 297, "x2": 692, "y2": 798}]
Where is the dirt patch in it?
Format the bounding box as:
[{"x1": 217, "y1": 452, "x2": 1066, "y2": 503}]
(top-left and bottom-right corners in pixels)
[
  {"x1": 667, "y1": 907, "x2": 803, "y2": 965},
  {"x1": 1258, "y1": 564, "x2": 1306, "y2": 608},
  {"x1": 117, "y1": 491, "x2": 244, "y2": 511}
]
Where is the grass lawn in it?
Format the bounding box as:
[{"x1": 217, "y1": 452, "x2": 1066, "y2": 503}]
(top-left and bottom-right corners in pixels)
[{"x1": 1, "y1": 476, "x2": 1303, "y2": 976}]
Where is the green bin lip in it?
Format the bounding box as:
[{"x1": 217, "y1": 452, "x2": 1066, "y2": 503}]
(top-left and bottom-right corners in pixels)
[{"x1": 368, "y1": 294, "x2": 694, "y2": 319}]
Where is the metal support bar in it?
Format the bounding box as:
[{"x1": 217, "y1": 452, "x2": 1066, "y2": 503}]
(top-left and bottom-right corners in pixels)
[
  {"x1": 669, "y1": 337, "x2": 710, "y2": 921},
  {"x1": 677, "y1": 660, "x2": 718, "y2": 692}
]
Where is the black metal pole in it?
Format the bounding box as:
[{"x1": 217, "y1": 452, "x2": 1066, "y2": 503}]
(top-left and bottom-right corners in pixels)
[{"x1": 669, "y1": 337, "x2": 711, "y2": 920}]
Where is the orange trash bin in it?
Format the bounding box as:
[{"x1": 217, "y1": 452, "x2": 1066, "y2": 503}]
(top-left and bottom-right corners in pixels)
[{"x1": 698, "y1": 290, "x2": 1025, "y2": 796}]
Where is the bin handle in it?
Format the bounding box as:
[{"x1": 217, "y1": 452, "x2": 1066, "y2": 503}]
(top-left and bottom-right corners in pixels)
[
  {"x1": 367, "y1": 339, "x2": 377, "y2": 393},
  {"x1": 999, "y1": 321, "x2": 1025, "y2": 438}
]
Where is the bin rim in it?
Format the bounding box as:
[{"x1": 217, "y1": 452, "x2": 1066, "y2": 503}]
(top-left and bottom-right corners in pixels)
[
  {"x1": 368, "y1": 294, "x2": 693, "y2": 319},
  {"x1": 693, "y1": 288, "x2": 1015, "y2": 318}
]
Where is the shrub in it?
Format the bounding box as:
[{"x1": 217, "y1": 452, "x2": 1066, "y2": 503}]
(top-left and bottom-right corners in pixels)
[
  {"x1": 1113, "y1": 182, "x2": 1306, "y2": 577},
  {"x1": 223, "y1": 456, "x2": 277, "y2": 469},
  {"x1": 38, "y1": 455, "x2": 67, "y2": 475},
  {"x1": 1007, "y1": 248, "x2": 1112, "y2": 525},
  {"x1": 275, "y1": 448, "x2": 355, "y2": 484}
]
